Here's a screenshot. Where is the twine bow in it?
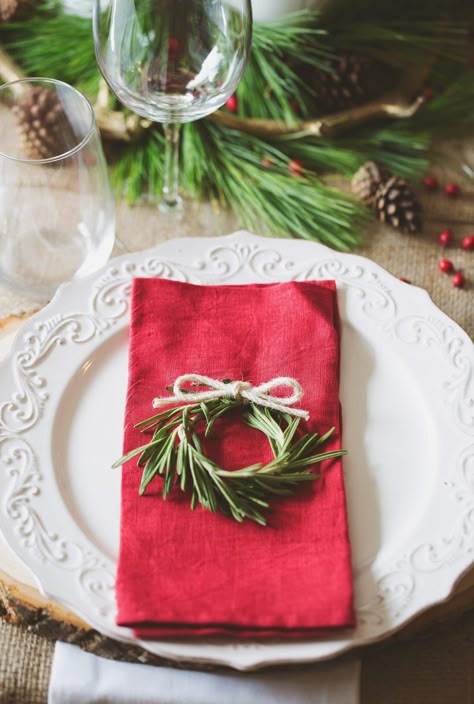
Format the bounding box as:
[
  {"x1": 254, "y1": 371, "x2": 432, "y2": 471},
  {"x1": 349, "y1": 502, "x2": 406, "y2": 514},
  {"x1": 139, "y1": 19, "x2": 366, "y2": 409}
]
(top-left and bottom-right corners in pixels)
[{"x1": 152, "y1": 374, "x2": 310, "y2": 420}]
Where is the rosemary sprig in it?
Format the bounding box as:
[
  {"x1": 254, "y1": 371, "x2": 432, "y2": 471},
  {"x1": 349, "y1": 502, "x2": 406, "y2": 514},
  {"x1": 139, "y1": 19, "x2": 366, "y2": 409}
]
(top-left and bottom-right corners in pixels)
[{"x1": 114, "y1": 387, "x2": 346, "y2": 526}]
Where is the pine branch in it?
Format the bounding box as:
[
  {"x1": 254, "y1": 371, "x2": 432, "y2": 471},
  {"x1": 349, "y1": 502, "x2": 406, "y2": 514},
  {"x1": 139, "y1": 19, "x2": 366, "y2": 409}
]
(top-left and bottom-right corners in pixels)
[
  {"x1": 3, "y1": 2, "x2": 474, "y2": 248},
  {"x1": 182, "y1": 121, "x2": 369, "y2": 249},
  {"x1": 235, "y1": 10, "x2": 474, "y2": 123},
  {"x1": 277, "y1": 124, "x2": 432, "y2": 179},
  {"x1": 238, "y1": 11, "x2": 332, "y2": 121},
  {"x1": 110, "y1": 130, "x2": 166, "y2": 203},
  {"x1": 329, "y1": 20, "x2": 472, "y2": 67},
  {"x1": 0, "y1": 2, "x2": 100, "y2": 96}
]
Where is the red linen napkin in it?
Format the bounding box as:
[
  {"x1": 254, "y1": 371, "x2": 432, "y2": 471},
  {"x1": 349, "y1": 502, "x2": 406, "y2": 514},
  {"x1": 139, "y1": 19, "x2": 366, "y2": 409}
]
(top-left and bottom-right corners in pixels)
[{"x1": 116, "y1": 278, "x2": 354, "y2": 638}]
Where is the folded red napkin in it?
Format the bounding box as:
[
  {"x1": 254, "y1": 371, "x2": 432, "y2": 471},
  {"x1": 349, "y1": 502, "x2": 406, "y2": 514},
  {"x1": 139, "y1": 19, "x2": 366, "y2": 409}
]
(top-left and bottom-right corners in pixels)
[{"x1": 116, "y1": 278, "x2": 354, "y2": 638}]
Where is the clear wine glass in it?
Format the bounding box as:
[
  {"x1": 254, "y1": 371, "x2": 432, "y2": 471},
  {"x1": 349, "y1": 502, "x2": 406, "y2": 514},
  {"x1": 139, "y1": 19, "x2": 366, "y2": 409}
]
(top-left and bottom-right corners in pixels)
[
  {"x1": 93, "y1": 0, "x2": 252, "y2": 212},
  {"x1": 0, "y1": 78, "x2": 115, "y2": 300}
]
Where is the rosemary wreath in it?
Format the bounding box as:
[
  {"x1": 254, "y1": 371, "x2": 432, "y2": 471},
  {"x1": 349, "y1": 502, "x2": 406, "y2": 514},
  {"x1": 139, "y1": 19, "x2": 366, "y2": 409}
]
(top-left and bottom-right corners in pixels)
[{"x1": 114, "y1": 376, "x2": 347, "y2": 526}]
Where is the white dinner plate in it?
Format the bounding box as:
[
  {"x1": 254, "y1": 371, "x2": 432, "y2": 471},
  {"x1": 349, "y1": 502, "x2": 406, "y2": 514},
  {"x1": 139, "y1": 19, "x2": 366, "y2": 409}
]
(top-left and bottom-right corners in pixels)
[{"x1": 0, "y1": 231, "x2": 473, "y2": 670}]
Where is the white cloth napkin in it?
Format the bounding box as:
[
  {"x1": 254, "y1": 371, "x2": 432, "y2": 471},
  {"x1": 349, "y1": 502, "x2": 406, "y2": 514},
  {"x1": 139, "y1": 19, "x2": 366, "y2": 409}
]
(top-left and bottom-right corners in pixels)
[{"x1": 48, "y1": 642, "x2": 361, "y2": 704}]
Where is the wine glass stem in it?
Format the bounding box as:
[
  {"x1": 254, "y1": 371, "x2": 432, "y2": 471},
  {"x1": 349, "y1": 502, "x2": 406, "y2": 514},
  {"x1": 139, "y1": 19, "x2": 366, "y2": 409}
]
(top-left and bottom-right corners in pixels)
[{"x1": 161, "y1": 122, "x2": 182, "y2": 212}]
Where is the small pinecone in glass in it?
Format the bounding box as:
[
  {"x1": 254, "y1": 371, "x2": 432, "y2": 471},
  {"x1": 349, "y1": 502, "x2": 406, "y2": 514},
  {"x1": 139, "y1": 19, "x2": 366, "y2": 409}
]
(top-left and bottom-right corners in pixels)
[
  {"x1": 13, "y1": 87, "x2": 74, "y2": 161},
  {"x1": 312, "y1": 55, "x2": 387, "y2": 113},
  {"x1": 0, "y1": 0, "x2": 35, "y2": 21},
  {"x1": 351, "y1": 161, "x2": 390, "y2": 203},
  {"x1": 373, "y1": 176, "x2": 422, "y2": 234}
]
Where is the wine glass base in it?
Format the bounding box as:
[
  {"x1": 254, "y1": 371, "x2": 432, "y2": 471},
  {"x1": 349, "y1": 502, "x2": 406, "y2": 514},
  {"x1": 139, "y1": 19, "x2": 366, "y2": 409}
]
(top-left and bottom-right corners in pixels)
[{"x1": 159, "y1": 195, "x2": 184, "y2": 214}]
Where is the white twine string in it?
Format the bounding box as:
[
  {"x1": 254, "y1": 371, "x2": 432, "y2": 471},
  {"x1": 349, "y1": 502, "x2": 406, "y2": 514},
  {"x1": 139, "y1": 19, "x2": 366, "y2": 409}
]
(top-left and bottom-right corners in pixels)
[{"x1": 152, "y1": 374, "x2": 310, "y2": 420}]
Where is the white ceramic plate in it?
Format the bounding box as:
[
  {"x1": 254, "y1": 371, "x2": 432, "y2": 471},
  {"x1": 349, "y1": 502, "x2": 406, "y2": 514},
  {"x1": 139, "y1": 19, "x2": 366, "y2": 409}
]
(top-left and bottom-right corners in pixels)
[{"x1": 0, "y1": 231, "x2": 473, "y2": 670}]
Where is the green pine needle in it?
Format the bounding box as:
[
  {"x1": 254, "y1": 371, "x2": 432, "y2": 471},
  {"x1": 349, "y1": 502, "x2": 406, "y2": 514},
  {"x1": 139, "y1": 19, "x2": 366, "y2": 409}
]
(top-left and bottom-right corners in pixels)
[
  {"x1": 182, "y1": 120, "x2": 369, "y2": 248},
  {"x1": 1, "y1": 2, "x2": 100, "y2": 96}
]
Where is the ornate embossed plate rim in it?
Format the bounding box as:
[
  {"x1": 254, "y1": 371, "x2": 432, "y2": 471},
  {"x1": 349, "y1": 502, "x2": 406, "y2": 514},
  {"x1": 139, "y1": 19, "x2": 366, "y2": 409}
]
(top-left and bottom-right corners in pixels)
[{"x1": 0, "y1": 231, "x2": 472, "y2": 670}]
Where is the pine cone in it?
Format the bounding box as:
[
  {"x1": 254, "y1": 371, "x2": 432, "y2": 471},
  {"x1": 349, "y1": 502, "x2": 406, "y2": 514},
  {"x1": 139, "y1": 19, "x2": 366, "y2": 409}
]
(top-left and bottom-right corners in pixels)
[
  {"x1": 351, "y1": 161, "x2": 390, "y2": 202},
  {"x1": 373, "y1": 176, "x2": 422, "y2": 234},
  {"x1": 0, "y1": 0, "x2": 35, "y2": 21},
  {"x1": 13, "y1": 86, "x2": 75, "y2": 161},
  {"x1": 311, "y1": 55, "x2": 388, "y2": 113}
]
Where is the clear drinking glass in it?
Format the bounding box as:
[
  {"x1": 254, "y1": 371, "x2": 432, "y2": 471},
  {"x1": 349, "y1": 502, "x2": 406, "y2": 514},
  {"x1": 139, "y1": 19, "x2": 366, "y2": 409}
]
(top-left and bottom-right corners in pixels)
[
  {"x1": 93, "y1": 0, "x2": 252, "y2": 212},
  {"x1": 0, "y1": 78, "x2": 115, "y2": 299}
]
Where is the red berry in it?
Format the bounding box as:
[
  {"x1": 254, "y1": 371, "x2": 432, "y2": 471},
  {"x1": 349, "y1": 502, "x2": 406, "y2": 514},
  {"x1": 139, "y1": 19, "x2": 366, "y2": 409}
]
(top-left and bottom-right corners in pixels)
[
  {"x1": 225, "y1": 94, "x2": 238, "y2": 113},
  {"x1": 399, "y1": 277, "x2": 411, "y2": 284},
  {"x1": 422, "y1": 87, "x2": 435, "y2": 101},
  {"x1": 289, "y1": 99, "x2": 302, "y2": 115},
  {"x1": 167, "y1": 37, "x2": 180, "y2": 59},
  {"x1": 438, "y1": 229, "x2": 453, "y2": 247},
  {"x1": 261, "y1": 157, "x2": 273, "y2": 168},
  {"x1": 462, "y1": 235, "x2": 474, "y2": 251},
  {"x1": 438, "y1": 258, "x2": 454, "y2": 274},
  {"x1": 288, "y1": 159, "x2": 304, "y2": 177},
  {"x1": 453, "y1": 272, "x2": 465, "y2": 288},
  {"x1": 423, "y1": 176, "x2": 438, "y2": 191},
  {"x1": 444, "y1": 183, "x2": 461, "y2": 198}
]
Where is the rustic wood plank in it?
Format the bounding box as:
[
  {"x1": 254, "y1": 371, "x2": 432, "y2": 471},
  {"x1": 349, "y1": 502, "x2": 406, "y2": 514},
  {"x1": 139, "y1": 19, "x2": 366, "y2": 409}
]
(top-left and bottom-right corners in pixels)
[{"x1": 0, "y1": 563, "x2": 473, "y2": 669}]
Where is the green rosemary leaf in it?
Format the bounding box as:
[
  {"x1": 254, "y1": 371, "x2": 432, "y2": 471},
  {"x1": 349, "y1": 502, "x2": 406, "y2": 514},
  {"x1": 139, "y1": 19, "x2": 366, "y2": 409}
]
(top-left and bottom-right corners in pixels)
[
  {"x1": 138, "y1": 433, "x2": 175, "y2": 494},
  {"x1": 281, "y1": 416, "x2": 301, "y2": 452},
  {"x1": 162, "y1": 443, "x2": 177, "y2": 499},
  {"x1": 250, "y1": 478, "x2": 301, "y2": 497},
  {"x1": 177, "y1": 436, "x2": 189, "y2": 491},
  {"x1": 137, "y1": 424, "x2": 171, "y2": 466},
  {"x1": 312, "y1": 426, "x2": 337, "y2": 447},
  {"x1": 289, "y1": 427, "x2": 334, "y2": 458},
  {"x1": 205, "y1": 400, "x2": 240, "y2": 436},
  {"x1": 187, "y1": 445, "x2": 207, "y2": 510},
  {"x1": 246, "y1": 406, "x2": 286, "y2": 447},
  {"x1": 112, "y1": 437, "x2": 163, "y2": 468},
  {"x1": 211, "y1": 474, "x2": 245, "y2": 517},
  {"x1": 196, "y1": 462, "x2": 218, "y2": 512},
  {"x1": 258, "y1": 472, "x2": 317, "y2": 481},
  {"x1": 288, "y1": 449, "x2": 348, "y2": 470},
  {"x1": 134, "y1": 405, "x2": 186, "y2": 430},
  {"x1": 200, "y1": 402, "x2": 211, "y2": 427}
]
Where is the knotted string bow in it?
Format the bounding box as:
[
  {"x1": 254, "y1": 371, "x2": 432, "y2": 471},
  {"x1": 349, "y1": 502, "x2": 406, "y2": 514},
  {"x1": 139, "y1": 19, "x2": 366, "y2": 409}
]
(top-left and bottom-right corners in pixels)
[{"x1": 152, "y1": 374, "x2": 310, "y2": 420}]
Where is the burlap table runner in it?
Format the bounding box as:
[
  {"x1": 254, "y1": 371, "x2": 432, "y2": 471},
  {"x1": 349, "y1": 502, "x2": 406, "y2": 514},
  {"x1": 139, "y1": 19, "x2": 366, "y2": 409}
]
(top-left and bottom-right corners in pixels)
[
  {"x1": 0, "y1": 167, "x2": 473, "y2": 702},
  {"x1": 2, "y1": 179, "x2": 473, "y2": 338}
]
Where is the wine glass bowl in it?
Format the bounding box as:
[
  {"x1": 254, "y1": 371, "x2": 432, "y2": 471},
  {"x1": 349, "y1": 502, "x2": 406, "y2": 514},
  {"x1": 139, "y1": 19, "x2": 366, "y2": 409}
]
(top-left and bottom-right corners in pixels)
[{"x1": 94, "y1": 0, "x2": 252, "y2": 210}]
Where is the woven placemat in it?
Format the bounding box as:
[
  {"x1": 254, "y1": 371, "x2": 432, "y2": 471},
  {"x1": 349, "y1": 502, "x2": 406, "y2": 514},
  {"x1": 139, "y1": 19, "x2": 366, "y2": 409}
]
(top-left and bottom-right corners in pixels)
[
  {"x1": 2, "y1": 188, "x2": 472, "y2": 337},
  {"x1": 0, "y1": 621, "x2": 53, "y2": 704}
]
